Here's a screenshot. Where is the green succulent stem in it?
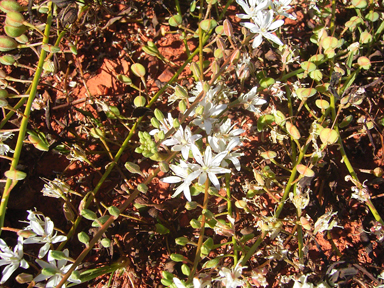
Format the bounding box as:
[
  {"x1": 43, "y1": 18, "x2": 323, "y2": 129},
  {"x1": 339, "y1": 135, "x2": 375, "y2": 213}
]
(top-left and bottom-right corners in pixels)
[
  {"x1": 0, "y1": 3, "x2": 53, "y2": 235},
  {"x1": 188, "y1": 178, "x2": 210, "y2": 283}
]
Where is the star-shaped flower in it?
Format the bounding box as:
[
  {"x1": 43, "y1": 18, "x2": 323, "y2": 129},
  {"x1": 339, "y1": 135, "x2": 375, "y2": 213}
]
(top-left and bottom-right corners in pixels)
[
  {"x1": 241, "y1": 10, "x2": 284, "y2": 48},
  {"x1": 0, "y1": 237, "x2": 29, "y2": 284},
  {"x1": 162, "y1": 126, "x2": 202, "y2": 160}
]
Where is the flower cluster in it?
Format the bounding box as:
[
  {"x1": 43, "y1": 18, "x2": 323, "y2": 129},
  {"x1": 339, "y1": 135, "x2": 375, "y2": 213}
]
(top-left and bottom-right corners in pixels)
[
  {"x1": 0, "y1": 210, "x2": 78, "y2": 287},
  {"x1": 236, "y1": 0, "x2": 295, "y2": 48}
]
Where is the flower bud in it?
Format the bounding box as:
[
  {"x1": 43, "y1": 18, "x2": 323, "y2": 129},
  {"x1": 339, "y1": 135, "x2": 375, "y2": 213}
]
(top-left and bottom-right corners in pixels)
[
  {"x1": 17, "y1": 229, "x2": 36, "y2": 238},
  {"x1": 178, "y1": 99, "x2": 187, "y2": 113},
  {"x1": 0, "y1": 35, "x2": 18, "y2": 52},
  {"x1": 4, "y1": 169, "x2": 26, "y2": 180},
  {"x1": 0, "y1": 89, "x2": 8, "y2": 98},
  {"x1": 190, "y1": 62, "x2": 201, "y2": 80},
  {"x1": 203, "y1": 258, "x2": 220, "y2": 268},
  {"x1": 5, "y1": 11, "x2": 24, "y2": 27},
  {"x1": 216, "y1": 37, "x2": 226, "y2": 51},
  {"x1": 159, "y1": 161, "x2": 169, "y2": 173},
  {"x1": 42, "y1": 268, "x2": 58, "y2": 276},
  {"x1": 78, "y1": 231, "x2": 90, "y2": 245},
  {"x1": 4, "y1": 24, "x2": 27, "y2": 38},
  {"x1": 50, "y1": 250, "x2": 73, "y2": 261},
  {"x1": 200, "y1": 19, "x2": 217, "y2": 32},
  {"x1": 230, "y1": 49, "x2": 241, "y2": 65},
  {"x1": 124, "y1": 162, "x2": 143, "y2": 176},
  {"x1": 0, "y1": 0, "x2": 22, "y2": 13},
  {"x1": 116, "y1": 74, "x2": 132, "y2": 85},
  {"x1": 0, "y1": 54, "x2": 16, "y2": 65},
  {"x1": 131, "y1": 63, "x2": 146, "y2": 78},
  {"x1": 175, "y1": 85, "x2": 188, "y2": 99},
  {"x1": 175, "y1": 236, "x2": 189, "y2": 246},
  {"x1": 173, "y1": 118, "x2": 180, "y2": 129},
  {"x1": 155, "y1": 223, "x2": 170, "y2": 234},
  {"x1": 168, "y1": 14, "x2": 182, "y2": 27},
  {"x1": 108, "y1": 206, "x2": 120, "y2": 217},
  {"x1": 181, "y1": 264, "x2": 190, "y2": 276},
  {"x1": 134, "y1": 95, "x2": 146, "y2": 107},
  {"x1": 15, "y1": 34, "x2": 28, "y2": 44},
  {"x1": 42, "y1": 44, "x2": 61, "y2": 53},
  {"x1": 101, "y1": 238, "x2": 111, "y2": 248},
  {"x1": 137, "y1": 183, "x2": 148, "y2": 193},
  {"x1": 195, "y1": 105, "x2": 204, "y2": 116},
  {"x1": 170, "y1": 253, "x2": 186, "y2": 262},
  {"x1": 151, "y1": 117, "x2": 160, "y2": 129},
  {"x1": 80, "y1": 208, "x2": 97, "y2": 220},
  {"x1": 154, "y1": 108, "x2": 164, "y2": 122},
  {"x1": 185, "y1": 201, "x2": 197, "y2": 210},
  {"x1": 190, "y1": 219, "x2": 201, "y2": 229},
  {"x1": 16, "y1": 273, "x2": 33, "y2": 284},
  {"x1": 68, "y1": 42, "x2": 77, "y2": 55},
  {"x1": 223, "y1": 19, "x2": 233, "y2": 37}
]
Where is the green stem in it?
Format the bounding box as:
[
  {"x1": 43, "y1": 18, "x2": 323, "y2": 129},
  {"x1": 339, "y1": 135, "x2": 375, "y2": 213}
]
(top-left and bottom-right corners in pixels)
[
  {"x1": 0, "y1": 3, "x2": 53, "y2": 234},
  {"x1": 241, "y1": 231, "x2": 266, "y2": 265},
  {"x1": 188, "y1": 178, "x2": 210, "y2": 283}
]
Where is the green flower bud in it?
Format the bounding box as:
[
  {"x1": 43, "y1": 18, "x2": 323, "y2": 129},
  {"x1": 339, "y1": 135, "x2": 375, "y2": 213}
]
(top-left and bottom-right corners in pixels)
[
  {"x1": 80, "y1": 208, "x2": 97, "y2": 220},
  {"x1": 0, "y1": 35, "x2": 18, "y2": 52},
  {"x1": 5, "y1": 11, "x2": 24, "y2": 27},
  {"x1": 0, "y1": 0, "x2": 23, "y2": 13},
  {"x1": 42, "y1": 267, "x2": 58, "y2": 276},
  {"x1": 202, "y1": 258, "x2": 220, "y2": 268},
  {"x1": 190, "y1": 62, "x2": 201, "y2": 80},
  {"x1": 181, "y1": 264, "x2": 191, "y2": 276},
  {"x1": 78, "y1": 231, "x2": 90, "y2": 245},
  {"x1": 0, "y1": 54, "x2": 16, "y2": 65},
  {"x1": 173, "y1": 118, "x2": 180, "y2": 129},
  {"x1": 155, "y1": 223, "x2": 170, "y2": 234},
  {"x1": 4, "y1": 169, "x2": 26, "y2": 180},
  {"x1": 101, "y1": 238, "x2": 111, "y2": 248},
  {"x1": 131, "y1": 63, "x2": 146, "y2": 78},
  {"x1": 124, "y1": 162, "x2": 143, "y2": 176},
  {"x1": 50, "y1": 250, "x2": 73, "y2": 261},
  {"x1": 175, "y1": 236, "x2": 189, "y2": 246},
  {"x1": 200, "y1": 19, "x2": 217, "y2": 32},
  {"x1": 151, "y1": 117, "x2": 160, "y2": 129},
  {"x1": 116, "y1": 74, "x2": 132, "y2": 85},
  {"x1": 134, "y1": 95, "x2": 146, "y2": 107},
  {"x1": 190, "y1": 219, "x2": 201, "y2": 229},
  {"x1": 178, "y1": 99, "x2": 187, "y2": 113},
  {"x1": 108, "y1": 206, "x2": 120, "y2": 217},
  {"x1": 154, "y1": 108, "x2": 164, "y2": 122},
  {"x1": 159, "y1": 161, "x2": 169, "y2": 173},
  {"x1": 170, "y1": 253, "x2": 185, "y2": 262},
  {"x1": 168, "y1": 14, "x2": 182, "y2": 27},
  {"x1": 4, "y1": 24, "x2": 27, "y2": 38},
  {"x1": 137, "y1": 183, "x2": 148, "y2": 193},
  {"x1": 185, "y1": 201, "x2": 197, "y2": 210},
  {"x1": 16, "y1": 273, "x2": 33, "y2": 284}
]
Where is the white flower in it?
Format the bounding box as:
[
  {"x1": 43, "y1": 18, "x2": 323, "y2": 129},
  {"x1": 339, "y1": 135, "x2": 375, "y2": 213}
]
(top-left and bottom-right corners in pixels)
[
  {"x1": 173, "y1": 277, "x2": 211, "y2": 288},
  {"x1": 161, "y1": 160, "x2": 200, "y2": 202},
  {"x1": 149, "y1": 113, "x2": 175, "y2": 136},
  {"x1": 189, "y1": 145, "x2": 231, "y2": 190},
  {"x1": 241, "y1": 10, "x2": 284, "y2": 48},
  {"x1": 292, "y1": 274, "x2": 314, "y2": 288},
  {"x1": 236, "y1": 0, "x2": 270, "y2": 19},
  {"x1": 217, "y1": 263, "x2": 246, "y2": 288},
  {"x1": 34, "y1": 249, "x2": 80, "y2": 288},
  {"x1": 239, "y1": 86, "x2": 267, "y2": 113},
  {"x1": 272, "y1": 0, "x2": 296, "y2": 20},
  {"x1": 41, "y1": 178, "x2": 71, "y2": 199},
  {"x1": 192, "y1": 100, "x2": 227, "y2": 134},
  {"x1": 0, "y1": 237, "x2": 29, "y2": 284},
  {"x1": 211, "y1": 119, "x2": 245, "y2": 144},
  {"x1": 0, "y1": 132, "x2": 14, "y2": 155},
  {"x1": 22, "y1": 211, "x2": 67, "y2": 258},
  {"x1": 313, "y1": 210, "x2": 342, "y2": 235},
  {"x1": 208, "y1": 137, "x2": 243, "y2": 171},
  {"x1": 162, "y1": 126, "x2": 202, "y2": 160}
]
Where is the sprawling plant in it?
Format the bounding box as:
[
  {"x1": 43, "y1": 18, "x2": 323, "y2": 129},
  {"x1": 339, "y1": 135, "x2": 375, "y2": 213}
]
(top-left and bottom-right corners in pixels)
[{"x1": 0, "y1": 0, "x2": 383, "y2": 287}]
